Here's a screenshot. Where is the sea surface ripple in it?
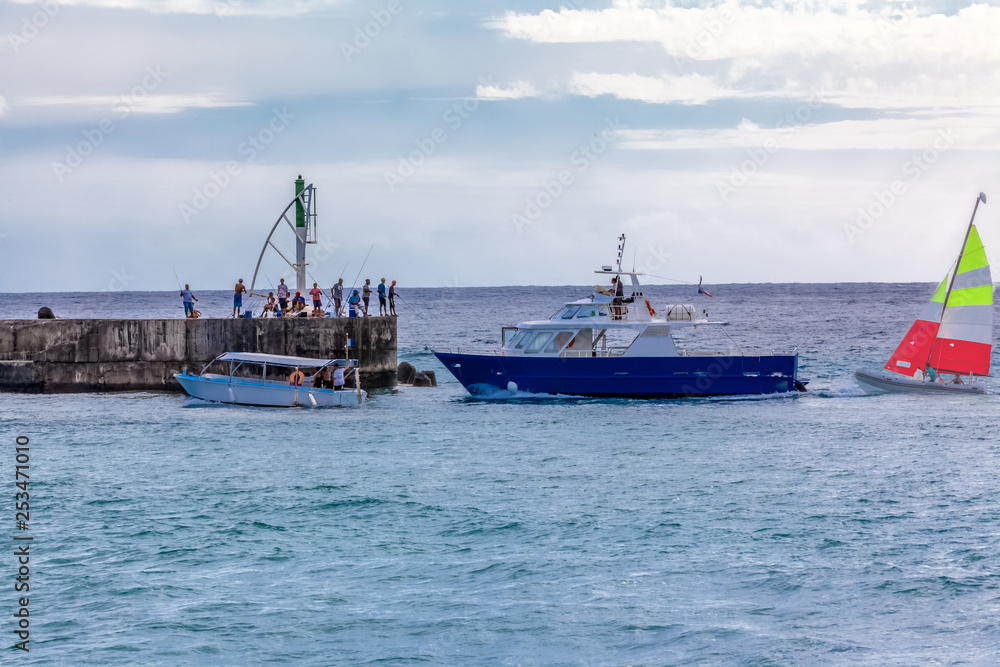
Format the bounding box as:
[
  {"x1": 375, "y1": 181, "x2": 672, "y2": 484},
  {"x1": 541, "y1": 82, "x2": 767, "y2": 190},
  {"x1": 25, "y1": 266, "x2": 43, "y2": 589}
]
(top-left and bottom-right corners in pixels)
[{"x1": 1, "y1": 284, "x2": 999, "y2": 664}]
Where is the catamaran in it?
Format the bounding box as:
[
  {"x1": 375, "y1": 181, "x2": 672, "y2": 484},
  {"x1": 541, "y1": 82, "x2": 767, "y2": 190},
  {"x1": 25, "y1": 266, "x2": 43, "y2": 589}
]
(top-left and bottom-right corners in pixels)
[{"x1": 855, "y1": 192, "x2": 993, "y2": 394}]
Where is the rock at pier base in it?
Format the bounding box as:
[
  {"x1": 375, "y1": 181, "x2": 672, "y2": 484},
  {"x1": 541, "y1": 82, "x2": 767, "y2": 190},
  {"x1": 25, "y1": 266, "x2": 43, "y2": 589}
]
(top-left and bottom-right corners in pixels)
[{"x1": 397, "y1": 361, "x2": 416, "y2": 385}]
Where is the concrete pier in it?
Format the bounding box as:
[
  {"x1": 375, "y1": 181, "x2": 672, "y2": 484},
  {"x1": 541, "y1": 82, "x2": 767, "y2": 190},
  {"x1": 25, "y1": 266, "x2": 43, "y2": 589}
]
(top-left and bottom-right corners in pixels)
[{"x1": 0, "y1": 317, "x2": 397, "y2": 393}]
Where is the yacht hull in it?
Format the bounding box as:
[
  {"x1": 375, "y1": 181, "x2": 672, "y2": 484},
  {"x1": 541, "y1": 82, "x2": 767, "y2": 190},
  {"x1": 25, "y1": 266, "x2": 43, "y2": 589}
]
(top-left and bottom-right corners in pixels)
[
  {"x1": 435, "y1": 352, "x2": 802, "y2": 398},
  {"x1": 854, "y1": 369, "x2": 986, "y2": 395},
  {"x1": 175, "y1": 374, "x2": 365, "y2": 406}
]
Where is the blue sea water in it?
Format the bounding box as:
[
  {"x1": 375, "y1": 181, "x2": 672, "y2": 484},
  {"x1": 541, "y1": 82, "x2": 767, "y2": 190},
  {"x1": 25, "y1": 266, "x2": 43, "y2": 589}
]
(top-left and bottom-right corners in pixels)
[{"x1": 2, "y1": 284, "x2": 1000, "y2": 664}]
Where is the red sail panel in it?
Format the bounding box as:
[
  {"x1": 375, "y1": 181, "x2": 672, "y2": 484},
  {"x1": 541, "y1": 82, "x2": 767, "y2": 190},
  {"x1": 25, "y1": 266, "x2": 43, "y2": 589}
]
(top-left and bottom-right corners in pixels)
[
  {"x1": 927, "y1": 338, "x2": 991, "y2": 376},
  {"x1": 883, "y1": 319, "x2": 939, "y2": 377}
]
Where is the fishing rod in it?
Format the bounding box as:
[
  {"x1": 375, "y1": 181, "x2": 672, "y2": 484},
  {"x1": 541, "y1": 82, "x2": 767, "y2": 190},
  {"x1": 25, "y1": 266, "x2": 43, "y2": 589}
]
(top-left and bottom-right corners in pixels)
[
  {"x1": 393, "y1": 292, "x2": 428, "y2": 321},
  {"x1": 344, "y1": 244, "x2": 374, "y2": 316}
]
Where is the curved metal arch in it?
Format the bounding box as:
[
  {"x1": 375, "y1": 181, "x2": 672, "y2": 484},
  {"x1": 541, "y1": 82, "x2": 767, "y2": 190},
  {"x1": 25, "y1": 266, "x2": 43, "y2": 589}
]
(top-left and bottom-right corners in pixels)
[{"x1": 249, "y1": 184, "x2": 314, "y2": 297}]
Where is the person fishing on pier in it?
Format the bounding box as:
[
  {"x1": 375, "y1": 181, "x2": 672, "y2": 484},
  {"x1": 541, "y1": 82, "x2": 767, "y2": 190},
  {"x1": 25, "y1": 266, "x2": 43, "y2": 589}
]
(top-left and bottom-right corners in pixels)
[
  {"x1": 309, "y1": 282, "x2": 324, "y2": 317},
  {"x1": 277, "y1": 278, "x2": 289, "y2": 313},
  {"x1": 348, "y1": 290, "x2": 361, "y2": 318},
  {"x1": 232, "y1": 279, "x2": 247, "y2": 318},
  {"x1": 388, "y1": 280, "x2": 398, "y2": 316},
  {"x1": 378, "y1": 278, "x2": 388, "y2": 316},
  {"x1": 362, "y1": 279, "x2": 372, "y2": 316},
  {"x1": 332, "y1": 278, "x2": 344, "y2": 317},
  {"x1": 181, "y1": 284, "x2": 198, "y2": 319}
]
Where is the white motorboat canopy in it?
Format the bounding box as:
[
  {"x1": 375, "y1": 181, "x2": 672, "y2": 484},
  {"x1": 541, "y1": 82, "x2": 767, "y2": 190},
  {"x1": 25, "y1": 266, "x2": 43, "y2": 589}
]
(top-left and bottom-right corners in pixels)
[{"x1": 213, "y1": 352, "x2": 354, "y2": 369}]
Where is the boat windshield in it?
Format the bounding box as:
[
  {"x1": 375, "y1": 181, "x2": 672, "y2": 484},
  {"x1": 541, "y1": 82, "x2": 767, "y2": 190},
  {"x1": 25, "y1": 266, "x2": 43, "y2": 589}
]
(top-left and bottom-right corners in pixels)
[
  {"x1": 560, "y1": 306, "x2": 581, "y2": 319},
  {"x1": 575, "y1": 305, "x2": 606, "y2": 318}
]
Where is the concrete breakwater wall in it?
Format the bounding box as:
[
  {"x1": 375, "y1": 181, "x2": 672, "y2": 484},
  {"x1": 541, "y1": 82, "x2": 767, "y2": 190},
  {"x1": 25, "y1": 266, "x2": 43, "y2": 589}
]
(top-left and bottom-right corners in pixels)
[{"x1": 0, "y1": 317, "x2": 397, "y2": 393}]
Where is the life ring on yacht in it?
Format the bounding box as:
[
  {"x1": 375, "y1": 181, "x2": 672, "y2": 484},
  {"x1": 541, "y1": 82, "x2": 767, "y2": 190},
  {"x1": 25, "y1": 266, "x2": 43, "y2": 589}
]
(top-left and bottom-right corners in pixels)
[{"x1": 645, "y1": 298, "x2": 657, "y2": 317}]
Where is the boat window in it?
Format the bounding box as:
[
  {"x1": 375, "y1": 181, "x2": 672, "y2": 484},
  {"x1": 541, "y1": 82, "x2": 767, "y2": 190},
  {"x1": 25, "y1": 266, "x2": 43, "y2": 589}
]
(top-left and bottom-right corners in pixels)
[
  {"x1": 513, "y1": 332, "x2": 535, "y2": 350},
  {"x1": 576, "y1": 306, "x2": 598, "y2": 318},
  {"x1": 502, "y1": 327, "x2": 519, "y2": 347},
  {"x1": 544, "y1": 331, "x2": 575, "y2": 353},
  {"x1": 525, "y1": 332, "x2": 553, "y2": 353},
  {"x1": 560, "y1": 306, "x2": 581, "y2": 319},
  {"x1": 597, "y1": 306, "x2": 608, "y2": 317}
]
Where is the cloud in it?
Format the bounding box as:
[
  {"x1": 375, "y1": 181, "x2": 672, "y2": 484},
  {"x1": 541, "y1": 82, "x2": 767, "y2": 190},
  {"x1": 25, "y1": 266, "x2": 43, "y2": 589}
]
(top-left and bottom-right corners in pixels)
[
  {"x1": 15, "y1": 94, "x2": 254, "y2": 114},
  {"x1": 618, "y1": 115, "x2": 1000, "y2": 151},
  {"x1": 0, "y1": 97, "x2": 6, "y2": 120},
  {"x1": 475, "y1": 80, "x2": 539, "y2": 100},
  {"x1": 3, "y1": 0, "x2": 344, "y2": 17},
  {"x1": 570, "y1": 72, "x2": 744, "y2": 105},
  {"x1": 492, "y1": 3, "x2": 1000, "y2": 110}
]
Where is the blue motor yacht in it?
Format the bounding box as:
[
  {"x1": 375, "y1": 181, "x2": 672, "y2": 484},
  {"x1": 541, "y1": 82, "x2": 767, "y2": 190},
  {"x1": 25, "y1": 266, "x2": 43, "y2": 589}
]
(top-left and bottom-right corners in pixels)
[{"x1": 435, "y1": 240, "x2": 805, "y2": 398}]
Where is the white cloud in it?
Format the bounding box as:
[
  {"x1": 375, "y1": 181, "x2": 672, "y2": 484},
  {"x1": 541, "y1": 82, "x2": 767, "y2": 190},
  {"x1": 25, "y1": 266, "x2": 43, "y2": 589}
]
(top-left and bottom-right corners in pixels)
[
  {"x1": 619, "y1": 115, "x2": 1000, "y2": 151},
  {"x1": 571, "y1": 72, "x2": 745, "y2": 105},
  {"x1": 476, "y1": 80, "x2": 539, "y2": 100},
  {"x1": 493, "y1": 3, "x2": 1000, "y2": 110},
  {"x1": 15, "y1": 94, "x2": 254, "y2": 114},
  {"x1": 4, "y1": 0, "x2": 343, "y2": 16}
]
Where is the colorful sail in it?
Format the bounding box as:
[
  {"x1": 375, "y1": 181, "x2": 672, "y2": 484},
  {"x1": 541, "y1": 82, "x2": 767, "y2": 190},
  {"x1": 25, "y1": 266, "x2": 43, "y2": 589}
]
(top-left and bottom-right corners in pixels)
[
  {"x1": 929, "y1": 224, "x2": 993, "y2": 375},
  {"x1": 884, "y1": 276, "x2": 946, "y2": 376},
  {"x1": 884, "y1": 223, "x2": 993, "y2": 378}
]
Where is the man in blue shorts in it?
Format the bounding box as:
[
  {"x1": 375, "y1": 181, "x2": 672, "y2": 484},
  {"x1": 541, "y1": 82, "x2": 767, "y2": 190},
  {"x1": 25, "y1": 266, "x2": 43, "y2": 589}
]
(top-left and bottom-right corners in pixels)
[
  {"x1": 180, "y1": 284, "x2": 198, "y2": 318},
  {"x1": 232, "y1": 279, "x2": 247, "y2": 318}
]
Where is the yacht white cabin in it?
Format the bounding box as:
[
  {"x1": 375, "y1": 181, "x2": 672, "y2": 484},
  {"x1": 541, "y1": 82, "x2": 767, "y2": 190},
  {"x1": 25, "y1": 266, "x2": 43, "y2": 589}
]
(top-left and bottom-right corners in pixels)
[{"x1": 499, "y1": 268, "x2": 731, "y2": 359}]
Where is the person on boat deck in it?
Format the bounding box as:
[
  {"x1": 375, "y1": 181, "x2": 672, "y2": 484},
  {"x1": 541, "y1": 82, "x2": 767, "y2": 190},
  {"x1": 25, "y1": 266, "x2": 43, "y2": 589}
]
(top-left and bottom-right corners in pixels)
[
  {"x1": 923, "y1": 363, "x2": 937, "y2": 383},
  {"x1": 332, "y1": 363, "x2": 346, "y2": 390},
  {"x1": 289, "y1": 367, "x2": 305, "y2": 387},
  {"x1": 348, "y1": 290, "x2": 361, "y2": 318},
  {"x1": 311, "y1": 371, "x2": 324, "y2": 389},
  {"x1": 362, "y1": 279, "x2": 372, "y2": 316},
  {"x1": 181, "y1": 284, "x2": 198, "y2": 319},
  {"x1": 232, "y1": 279, "x2": 247, "y2": 318},
  {"x1": 388, "y1": 280, "x2": 398, "y2": 316},
  {"x1": 332, "y1": 278, "x2": 345, "y2": 317},
  {"x1": 309, "y1": 282, "x2": 324, "y2": 316},
  {"x1": 378, "y1": 278, "x2": 388, "y2": 316},
  {"x1": 950, "y1": 374, "x2": 965, "y2": 385},
  {"x1": 321, "y1": 366, "x2": 333, "y2": 390},
  {"x1": 611, "y1": 277, "x2": 624, "y2": 319},
  {"x1": 277, "y1": 278, "x2": 289, "y2": 313}
]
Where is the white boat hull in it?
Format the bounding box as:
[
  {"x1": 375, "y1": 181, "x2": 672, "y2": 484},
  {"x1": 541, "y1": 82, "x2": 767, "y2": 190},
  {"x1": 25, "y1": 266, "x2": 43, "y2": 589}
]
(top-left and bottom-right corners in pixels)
[
  {"x1": 175, "y1": 373, "x2": 365, "y2": 407},
  {"x1": 854, "y1": 369, "x2": 986, "y2": 395}
]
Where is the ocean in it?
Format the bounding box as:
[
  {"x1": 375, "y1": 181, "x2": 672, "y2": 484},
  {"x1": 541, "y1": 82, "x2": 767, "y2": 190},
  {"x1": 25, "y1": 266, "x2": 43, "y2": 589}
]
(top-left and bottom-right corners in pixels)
[{"x1": 2, "y1": 283, "x2": 999, "y2": 664}]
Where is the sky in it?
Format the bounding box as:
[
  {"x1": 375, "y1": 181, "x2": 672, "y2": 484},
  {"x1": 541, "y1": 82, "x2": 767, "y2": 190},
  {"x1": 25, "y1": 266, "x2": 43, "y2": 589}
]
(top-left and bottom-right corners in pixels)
[{"x1": 2, "y1": 0, "x2": 1000, "y2": 292}]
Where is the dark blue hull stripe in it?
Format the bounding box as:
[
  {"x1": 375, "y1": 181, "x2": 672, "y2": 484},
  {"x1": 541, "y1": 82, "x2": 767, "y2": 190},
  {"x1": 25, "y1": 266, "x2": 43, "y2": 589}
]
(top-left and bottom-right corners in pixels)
[{"x1": 434, "y1": 352, "x2": 799, "y2": 397}]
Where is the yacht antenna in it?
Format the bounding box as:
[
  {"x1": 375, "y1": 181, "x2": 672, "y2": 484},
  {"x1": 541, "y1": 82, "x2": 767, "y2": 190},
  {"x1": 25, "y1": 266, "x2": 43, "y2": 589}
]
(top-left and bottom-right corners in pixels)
[{"x1": 616, "y1": 234, "x2": 626, "y2": 270}]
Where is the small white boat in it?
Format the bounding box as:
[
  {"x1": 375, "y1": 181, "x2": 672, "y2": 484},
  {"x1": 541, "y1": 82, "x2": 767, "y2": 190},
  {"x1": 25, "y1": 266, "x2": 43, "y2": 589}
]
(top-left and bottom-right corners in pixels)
[
  {"x1": 175, "y1": 352, "x2": 366, "y2": 407},
  {"x1": 855, "y1": 192, "x2": 992, "y2": 395}
]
